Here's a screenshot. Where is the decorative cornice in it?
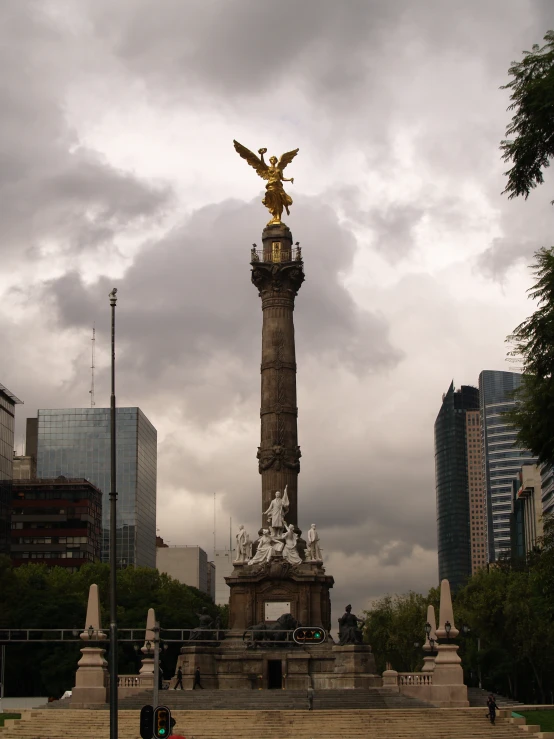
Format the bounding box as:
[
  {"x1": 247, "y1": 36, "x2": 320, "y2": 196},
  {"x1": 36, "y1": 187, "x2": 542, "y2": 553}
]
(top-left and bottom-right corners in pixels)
[{"x1": 251, "y1": 261, "x2": 305, "y2": 297}]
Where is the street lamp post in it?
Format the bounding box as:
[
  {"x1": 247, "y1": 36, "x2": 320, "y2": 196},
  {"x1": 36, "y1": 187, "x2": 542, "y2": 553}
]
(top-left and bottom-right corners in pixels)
[
  {"x1": 108, "y1": 288, "x2": 118, "y2": 739},
  {"x1": 153, "y1": 623, "x2": 160, "y2": 710}
]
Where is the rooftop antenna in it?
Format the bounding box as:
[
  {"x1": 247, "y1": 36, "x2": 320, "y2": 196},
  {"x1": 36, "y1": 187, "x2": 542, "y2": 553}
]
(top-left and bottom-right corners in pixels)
[
  {"x1": 89, "y1": 324, "x2": 96, "y2": 407},
  {"x1": 213, "y1": 491, "x2": 216, "y2": 557},
  {"x1": 229, "y1": 516, "x2": 232, "y2": 551}
]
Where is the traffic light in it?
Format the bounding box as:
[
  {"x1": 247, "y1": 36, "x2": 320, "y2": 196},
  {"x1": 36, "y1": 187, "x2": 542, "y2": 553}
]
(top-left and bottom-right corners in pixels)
[
  {"x1": 292, "y1": 627, "x2": 327, "y2": 645},
  {"x1": 153, "y1": 705, "x2": 172, "y2": 738},
  {"x1": 139, "y1": 705, "x2": 154, "y2": 739}
]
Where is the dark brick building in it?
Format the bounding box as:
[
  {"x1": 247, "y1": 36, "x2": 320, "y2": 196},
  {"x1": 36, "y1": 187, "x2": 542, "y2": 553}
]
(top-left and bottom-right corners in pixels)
[{"x1": 11, "y1": 477, "x2": 102, "y2": 570}]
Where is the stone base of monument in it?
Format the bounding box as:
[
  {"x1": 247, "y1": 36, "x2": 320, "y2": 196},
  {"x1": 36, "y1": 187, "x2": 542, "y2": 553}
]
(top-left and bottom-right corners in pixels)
[
  {"x1": 226, "y1": 558, "x2": 334, "y2": 632},
  {"x1": 166, "y1": 556, "x2": 381, "y2": 690},
  {"x1": 171, "y1": 642, "x2": 381, "y2": 691},
  {"x1": 70, "y1": 647, "x2": 108, "y2": 706}
]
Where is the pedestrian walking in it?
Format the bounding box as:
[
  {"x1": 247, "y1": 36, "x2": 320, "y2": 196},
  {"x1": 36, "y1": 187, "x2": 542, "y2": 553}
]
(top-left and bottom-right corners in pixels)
[
  {"x1": 193, "y1": 664, "x2": 204, "y2": 689},
  {"x1": 174, "y1": 665, "x2": 184, "y2": 690},
  {"x1": 306, "y1": 686, "x2": 314, "y2": 710},
  {"x1": 487, "y1": 694, "x2": 498, "y2": 725}
]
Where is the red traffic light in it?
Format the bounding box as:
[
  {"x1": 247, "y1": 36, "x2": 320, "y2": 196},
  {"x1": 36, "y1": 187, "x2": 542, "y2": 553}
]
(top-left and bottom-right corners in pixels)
[{"x1": 293, "y1": 627, "x2": 326, "y2": 644}]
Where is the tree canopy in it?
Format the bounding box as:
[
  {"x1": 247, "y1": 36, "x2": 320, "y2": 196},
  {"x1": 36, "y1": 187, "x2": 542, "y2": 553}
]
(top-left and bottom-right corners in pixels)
[
  {"x1": 501, "y1": 30, "x2": 554, "y2": 202},
  {"x1": 506, "y1": 247, "x2": 554, "y2": 465},
  {"x1": 0, "y1": 560, "x2": 221, "y2": 698},
  {"x1": 362, "y1": 516, "x2": 554, "y2": 703}
]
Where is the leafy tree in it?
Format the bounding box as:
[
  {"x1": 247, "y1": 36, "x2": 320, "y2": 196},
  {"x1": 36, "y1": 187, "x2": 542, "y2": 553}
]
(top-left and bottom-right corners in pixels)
[
  {"x1": 363, "y1": 590, "x2": 439, "y2": 673},
  {"x1": 501, "y1": 31, "x2": 554, "y2": 202},
  {"x1": 0, "y1": 562, "x2": 222, "y2": 698},
  {"x1": 505, "y1": 248, "x2": 554, "y2": 465}
]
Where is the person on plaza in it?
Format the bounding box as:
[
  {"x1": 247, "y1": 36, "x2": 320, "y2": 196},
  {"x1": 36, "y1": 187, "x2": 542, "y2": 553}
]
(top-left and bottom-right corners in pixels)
[
  {"x1": 486, "y1": 694, "x2": 498, "y2": 724},
  {"x1": 174, "y1": 665, "x2": 183, "y2": 690},
  {"x1": 193, "y1": 664, "x2": 204, "y2": 689}
]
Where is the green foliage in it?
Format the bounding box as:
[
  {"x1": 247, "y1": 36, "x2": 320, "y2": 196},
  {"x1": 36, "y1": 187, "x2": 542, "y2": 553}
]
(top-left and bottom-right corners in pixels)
[
  {"x1": 0, "y1": 714, "x2": 21, "y2": 727},
  {"x1": 501, "y1": 31, "x2": 554, "y2": 202},
  {"x1": 456, "y1": 522, "x2": 554, "y2": 703},
  {"x1": 520, "y1": 711, "x2": 554, "y2": 732},
  {"x1": 0, "y1": 561, "x2": 219, "y2": 698},
  {"x1": 505, "y1": 247, "x2": 554, "y2": 466},
  {"x1": 362, "y1": 526, "x2": 554, "y2": 703},
  {"x1": 362, "y1": 590, "x2": 439, "y2": 673}
]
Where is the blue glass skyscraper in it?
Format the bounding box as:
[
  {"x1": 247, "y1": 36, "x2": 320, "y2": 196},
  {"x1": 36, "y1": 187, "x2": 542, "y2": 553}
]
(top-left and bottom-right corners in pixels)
[
  {"x1": 435, "y1": 382, "x2": 479, "y2": 592},
  {"x1": 35, "y1": 407, "x2": 157, "y2": 568},
  {"x1": 479, "y1": 370, "x2": 537, "y2": 562}
]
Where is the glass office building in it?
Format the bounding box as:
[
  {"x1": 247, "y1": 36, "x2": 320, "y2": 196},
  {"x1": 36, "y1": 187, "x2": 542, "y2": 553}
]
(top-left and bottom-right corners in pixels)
[
  {"x1": 435, "y1": 382, "x2": 479, "y2": 592},
  {"x1": 479, "y1": 370, "x2": 537, "y2": 562},
  {"x1": 35, "y1": 407, "x2": 157, "y2": 568},
  {"x1": 0, "y1": 383, "x2": 23, "y2": 556}
]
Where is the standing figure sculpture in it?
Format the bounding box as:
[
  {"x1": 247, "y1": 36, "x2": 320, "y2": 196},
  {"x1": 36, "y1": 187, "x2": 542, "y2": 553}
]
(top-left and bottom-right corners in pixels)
[
  {"x1": 338, "y1": 604, "x2": 364, "y2": 645},
  {"x1": 233, "y1": 140, "x2": 299, "y2": 225},
  {"x1": 264, "y1": 486, "x2": 289, "y2": 536},
  {"x1": 235, "y1": 525, "x2": 250, "y2": 563},
  {"x1": 306, "y1": 523, "x2": 322, "y2": 561}
]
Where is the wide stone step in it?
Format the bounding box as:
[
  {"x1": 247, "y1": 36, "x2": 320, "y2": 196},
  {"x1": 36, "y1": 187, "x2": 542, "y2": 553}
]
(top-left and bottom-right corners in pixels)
[
  {"x1": 74, "y1": 687, "x2": 433, "y2": 711},
  {"x1": 0, "y1": 708, "x2": 528, "y2": 739}
]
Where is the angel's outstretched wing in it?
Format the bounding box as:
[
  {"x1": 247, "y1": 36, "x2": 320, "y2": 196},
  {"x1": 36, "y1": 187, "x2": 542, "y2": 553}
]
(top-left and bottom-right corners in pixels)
[
  {"x1": 278, "y1": 148, "x2": 299, "y2": 171},
  {"x1": 233, "y1": 140, "x2": 269, "y2": 179}
]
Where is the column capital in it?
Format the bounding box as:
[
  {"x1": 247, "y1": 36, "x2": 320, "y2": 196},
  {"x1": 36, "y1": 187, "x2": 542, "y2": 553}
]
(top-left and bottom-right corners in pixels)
[{"x1": 251, "y1": 261, "x2": 305, "y2": 298}]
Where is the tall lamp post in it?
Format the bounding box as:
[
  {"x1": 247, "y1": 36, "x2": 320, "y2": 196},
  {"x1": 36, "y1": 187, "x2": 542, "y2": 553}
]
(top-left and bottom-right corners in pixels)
[{"x1": 109, "y1": 288, "x2": 118, "y2": 739}]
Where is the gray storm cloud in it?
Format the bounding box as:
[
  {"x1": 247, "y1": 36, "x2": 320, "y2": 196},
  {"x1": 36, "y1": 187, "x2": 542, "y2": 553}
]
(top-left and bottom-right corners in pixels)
[{"x1": 3, "y1": 0, "x2": 554, "y2": 616}]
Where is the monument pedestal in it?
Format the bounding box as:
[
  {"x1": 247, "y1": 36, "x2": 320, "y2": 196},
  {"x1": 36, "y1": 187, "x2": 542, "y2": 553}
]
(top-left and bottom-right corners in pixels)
[
  {"x1": 70, "y1": 646, "x2": 108, "y2": 707},
  {"x1": 226, "y1": 558, "x2": 334, "y2": 632},
  {"x1": 173, "y1": 642, "x2": 381, "y2": 691},
  {"x1": 327, "y1": 645, "x2": 380, "y2": 689}
]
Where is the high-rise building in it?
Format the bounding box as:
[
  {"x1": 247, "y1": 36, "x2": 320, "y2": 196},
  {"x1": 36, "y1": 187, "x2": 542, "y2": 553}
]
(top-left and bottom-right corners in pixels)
[
  {"x1": 540, "y1": 464, "x2": 554, "y2": 517},
  {"x1": 156, "y1": 544, "x2": 214, "y2": 599},
  {"x1": 466, "y1": 409, "x2": 487, "y2": 574},
  {"x1": 479, "y1": 371, "x2": 538, "y2": 562},
  {"x1": 11, "y1": 477, "x2": 102, "y2": 570},
  {"x1": 435, "y1": 382, "x2": 479, "y2": 592},
  {"x1": 34, "y1": 407, "x2": 157, "y2": 568},
  {"x1": 0, "y1": 382, "x2": 23, "y2": 556},
  {"x1": 13, "y1": 455, "x2": 36, "y2": 480},
  {"x1": 511, "y1": 464, "x2": 543, "y2": 560},
  {"x1": 214, "y1": 548, "x2": 235, "y2": 606}
]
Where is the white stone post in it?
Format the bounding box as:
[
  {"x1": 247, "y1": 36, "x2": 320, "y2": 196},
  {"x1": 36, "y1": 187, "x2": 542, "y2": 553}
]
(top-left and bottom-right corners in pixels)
[
  {"x1": 429, "y1": 579, "x2": 468, "y2": 707},
  {"x1": 139, "y1": 607, "x2": 155, "y2": 688},
  {"x1": 71, "y1": 584, "x2": 108, "y2": 706}
]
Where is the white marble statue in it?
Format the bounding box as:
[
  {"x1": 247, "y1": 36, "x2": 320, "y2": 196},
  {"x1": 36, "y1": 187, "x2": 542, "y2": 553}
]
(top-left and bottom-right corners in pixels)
[
  {"x1": 247, "y1": 529, "x2": 282, "y2": 565},
  {"x1": 264, "y1": 485, "x2": 289, "y2": 536},
  {"x1": 235, "y1": 524, "x2": 250, "y2": 563},
  {"x1": 306, "y1": 523, "x2": 322, "y2": 561},
  {"x1": 280, "y1": 523, "x2": 302, "y2": 565}
]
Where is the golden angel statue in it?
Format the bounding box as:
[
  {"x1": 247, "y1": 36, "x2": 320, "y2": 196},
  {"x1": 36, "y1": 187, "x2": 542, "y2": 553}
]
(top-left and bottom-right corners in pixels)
[{"x1": 233, "y1": 140, "x2": 299, "y2": 225}]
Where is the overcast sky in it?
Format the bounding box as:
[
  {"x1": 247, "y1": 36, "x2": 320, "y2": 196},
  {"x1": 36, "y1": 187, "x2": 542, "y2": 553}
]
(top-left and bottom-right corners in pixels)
[{"x1": 2, "y1": 0, "x2": 554, "y2": 619}]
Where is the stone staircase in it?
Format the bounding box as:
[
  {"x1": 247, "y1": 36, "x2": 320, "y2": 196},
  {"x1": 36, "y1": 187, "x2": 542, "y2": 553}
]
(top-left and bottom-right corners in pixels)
[
  {"x1": 114, "y1": 687, "x2": 432, "y2": 710},
  {"x1": 0, "y1": 707, "x2": 535, "y2": 739},
  {"x1": 468, "y1": 687, "x2": 525, "y2": 707}
]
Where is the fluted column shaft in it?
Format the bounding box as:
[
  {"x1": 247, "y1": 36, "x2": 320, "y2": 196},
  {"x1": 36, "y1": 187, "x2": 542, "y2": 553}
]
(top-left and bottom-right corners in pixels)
[{"x1": 251, "y1": 224, "x2": 304, "y2": 528}]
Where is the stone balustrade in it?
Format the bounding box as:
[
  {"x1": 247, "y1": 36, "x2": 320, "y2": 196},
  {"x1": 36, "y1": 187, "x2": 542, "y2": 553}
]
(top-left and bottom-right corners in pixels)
[{"x1": 398, "y1": 672, "x2": 433, "y2": 686}]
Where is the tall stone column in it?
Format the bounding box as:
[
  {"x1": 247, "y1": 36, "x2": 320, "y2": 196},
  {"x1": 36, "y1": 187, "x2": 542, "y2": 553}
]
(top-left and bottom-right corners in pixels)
[{"x1": 251, "y1": 223, "x2": 304, "y2": 528}]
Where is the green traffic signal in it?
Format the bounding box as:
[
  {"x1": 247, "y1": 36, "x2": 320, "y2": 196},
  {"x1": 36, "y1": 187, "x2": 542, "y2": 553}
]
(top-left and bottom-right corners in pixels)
[
  {"x1": 292, "y1": 627, "x2": 327, "y2": 644},
  {"x1": 153, "y1": 705, "x2": 172, "y2": 739}
]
